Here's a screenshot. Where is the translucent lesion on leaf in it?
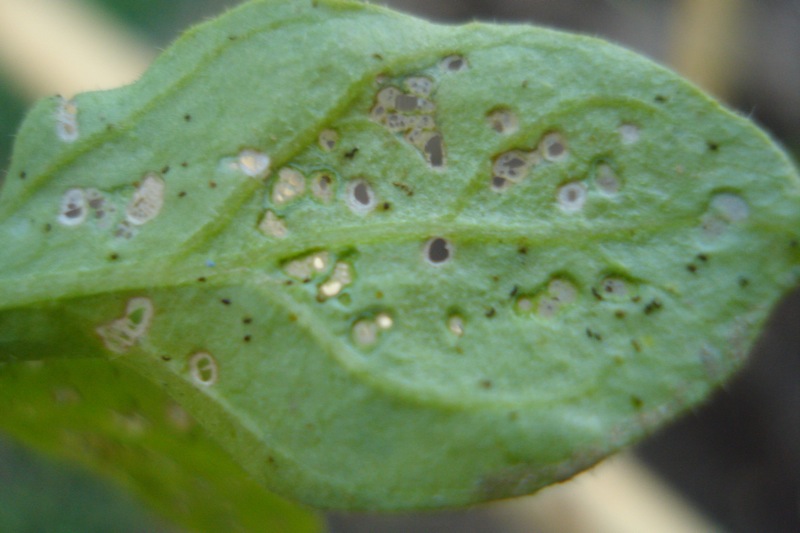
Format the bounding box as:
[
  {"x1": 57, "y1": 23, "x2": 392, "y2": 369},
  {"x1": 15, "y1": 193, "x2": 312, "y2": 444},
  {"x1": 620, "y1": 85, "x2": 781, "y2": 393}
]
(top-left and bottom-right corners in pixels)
[
  {"x1": 96, "y1": 297, "x2": 154, "y2": 354},
  {"x1": 516, "y1": 278, "x2": 579, "y2": 318},
  {"x1": 594, "y1": 161, "x2": 621, "y2": 196},
  {"x1": 55, "y1": 96, "x2": 79, "y2": 143},
  {"x1": 310, "y1": 171, "x2": 336, "y2": 203},
  {"x1": 272, "y1": 167, "x2": 306, "y2": 205},
  {"x1": 126, "y1": 173, "x2": 165, "y2": 225},
  {"x1": 258, "y1": 210, "x2": 288, "y2": 239},
  {"x1": 352, "y1": 311, "x2": 394, "y2": 348},
  {"x1": 699, "y1": 191, "x2": 750, "y2": 241},
  {"x1": 619, "y1": 123, "x2": 641, "y2": 145},
  {"x1": 236, "y1": 149, "x2": 271, "y2": 179}
]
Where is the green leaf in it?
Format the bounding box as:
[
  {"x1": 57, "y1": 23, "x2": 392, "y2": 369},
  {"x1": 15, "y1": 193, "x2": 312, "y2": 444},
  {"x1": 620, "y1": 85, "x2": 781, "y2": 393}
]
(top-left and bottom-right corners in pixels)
[{"x1": 2, "y1": 0, "x2": 799, "y2": 514}]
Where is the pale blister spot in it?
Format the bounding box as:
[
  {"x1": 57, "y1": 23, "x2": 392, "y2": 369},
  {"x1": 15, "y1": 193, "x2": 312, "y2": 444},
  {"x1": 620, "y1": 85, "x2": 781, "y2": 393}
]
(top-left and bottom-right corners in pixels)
[
  {"x1": 311, "y1": 172, "x2": 336, "y2": 203},
  {"x1": 346, "y1": 179, "x2": 376, "y2": 215},
  {"x1": 516, "y1": 297, "x2": 533, "y2": 312},
  {"x1": 126, "y1": 173, "x2": 165, "y2": 225},
  {"x1": 540, "y1": 132, "x2": 568, "y2": 162},
  {"x1": 237, "y1": 149, "x2": 270, "y2": 179},
  {"x1": 58, "y1": 188, "x2": 87, "y2": 226},
  {"x1": 448, "y1": 315, "x2": 465, "y2": 336},
  {"x1": 55, "y1": 97, "x2": 79, "y2": 142},
  {"x1": 318, "y1": 262, "x2": 353, "y2": 300},
  {"x1": 188, "y1": 352, "x2": 218, "y2": 387},
  {"x1": 258, "y1": 210, "x2": 288, "y2": 239},
  {"x1": 318, "y1": 130, "x2": 339, "y2": 152},
  {"x1": 284, "y1": 251, "x2": 331, "y2": 280},
  {"x1": 595, "y1": 163, "x2": 621, "y2": 195},
  {"x1": 424, "y1": 237, "x2": 453, "y2": 266},
  {"x1": 557, "y1": 182, "x2": 587, "y2": 213},
  {"x1": 487, "y1": 109, "x2": 519, "y2": 135},
  {"x1": 491, "y1": 150, "x2": 539, "y2": 191},
  {"x1": 85, "y1": 188, "x2": 116, "y2": 228},
  {"x1": 619, "y1": 123, "x2": 641, "y2": 145},
  {"x1": 96, "y1": 297, "x2": 154, "y2": 354},
  {"x1": 711, "y1": 192, "x2": 749, "y2": 222},
  {"x1": 353, "y1": 320, "x2": 378, "y2": 347},
  {"x1": 537, "y1": 279, "x2": 577, "y2": 318},
  {"x1": 272, "y1": 168, "x2": 306, "y2": 205},
  {"x1": 375, "y1": 313, "x2": 394, "y2": 330},
  {"x1": 601, "y1": 277, "x2": 629, "y2": 299}
]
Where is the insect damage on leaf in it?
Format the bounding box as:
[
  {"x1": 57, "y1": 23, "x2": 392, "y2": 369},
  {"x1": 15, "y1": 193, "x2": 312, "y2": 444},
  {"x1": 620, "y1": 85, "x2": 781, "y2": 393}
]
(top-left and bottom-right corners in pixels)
[{"x1": 1, "y1": 0, "x2": 799, "y2": 521}]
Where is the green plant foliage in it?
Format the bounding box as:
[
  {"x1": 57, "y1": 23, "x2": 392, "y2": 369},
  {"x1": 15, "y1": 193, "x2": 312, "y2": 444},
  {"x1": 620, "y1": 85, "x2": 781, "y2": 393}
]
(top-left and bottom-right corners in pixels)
[{"x1": 1, "y1": 0, "x2": 799, "y2": 519}]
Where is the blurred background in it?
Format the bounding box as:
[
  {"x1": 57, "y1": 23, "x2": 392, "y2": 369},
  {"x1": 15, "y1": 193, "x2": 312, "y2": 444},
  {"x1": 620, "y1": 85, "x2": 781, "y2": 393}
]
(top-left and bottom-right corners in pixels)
[{"x1": 0, "y1": 0, "x2": 797, "y2": 531}]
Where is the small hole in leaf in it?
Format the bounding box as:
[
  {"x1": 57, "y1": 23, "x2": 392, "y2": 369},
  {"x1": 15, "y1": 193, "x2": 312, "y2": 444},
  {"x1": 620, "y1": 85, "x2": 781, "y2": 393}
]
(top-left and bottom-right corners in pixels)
[
  {"x1": 346, "y1": 179, "x2": 376, "y2": 215},
  {"x1": 188, "y1": 352, "x2": 218, "y2": 386},
  {"x1": 541, "y1": 132, "x2": 568, "y2": 162},
  {"x1": 424, "y1": 237, "x2": 452, "y2": 265},
  {"x1": 557, "y1": 182, "x2": 587, "y2": 213},
  {"x1": 318, "y1": 129, "x2": 339, "y2": 152},
  {"x1": 441, "y1": 55, "x2": 468, "y2": 72}
]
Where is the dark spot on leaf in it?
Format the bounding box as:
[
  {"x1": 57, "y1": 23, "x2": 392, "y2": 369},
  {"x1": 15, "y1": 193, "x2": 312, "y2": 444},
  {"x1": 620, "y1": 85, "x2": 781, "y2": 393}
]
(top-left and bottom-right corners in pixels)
[
  {"x1": 697, "y1": 253, "x2": 709, "y2": 262},
  {"x1": 492, "y1": 176, "x2": 508, "y2": 190},
  {"x1": 644, "y1": 299, "x2": 663, "y2": 315},
  {"x1": 353, "y1": 182, "x2": 371, "y2": 205},
  {"x1": 479, "y1": 379, "x2": 493, "y2": 389},
  {"x1": 382, "y1": 202, "x2": 392, "y2": 211},
  {"x1": 181, "y1": 162, "x2": 188, "y2": 168},
  {"x1": 178, "y1": 191, "x2": 187, "y2": 198},
  {"x1": 161, "y1": 165, "x2": 170, "y2": 174},
  {"x1": 184, "y1": 114, "x2": 192, "y2": 122},
  {"x1": 19, "y1": 171, "x2": 26, "y2": 179},
  {"x1": 109, "y1": 253, "x2": 119, "y2": 261},
  {"x1": 687, "y1": 264, "x2": 697, "y2": 273},
  {"x1": 372, "y1": 53, "x2": 383, "y2": 60},
  {"x1": 209, "y1": 181, "x2": 217, "y2": 188},
  {"x1": 518, "y1": 246, "x2": 528, "y2": 255},
  {"x1": 631, "y1": 396, "x2": 644, "y2": 409},
  {"x1": 521, "y1": 80, "x2": 529, "y2": 88},
  {"x1": 228, "y1": 35, "x2": 238, "y2": 41},
  {"x1": 221, "y1": 298, "x2": 232, "y2": 305},
  {"x1": 161, "y1": 356, "x2": 172, "y2": 362},
  {"x1": 707, "y1": 141, "x2": 719, "y2": 152},
  {"x1": 289, "y1": 314, "x2": 298, "y2": 322},
  {"x1": 44, "y1": 224, "x2": 52, "y2": 233},
  {"x1": 510, "y1": 285, "x2": 519, "y2": 297},
  {"x1": 244, "y1": 335, "x2": 252, "y2": 342},
  {"x1": 586, "y1": 328, "x2": 603, "y2": 341},
  {"x1": 283, "y1": 280, "x2": 294, "y2": 286},
  {"x1": 375, "y1": 291, "x2": 384, "y2": 299},
  {"x1": 485, "y1": 307, "x2": 496, "y2": 318},
  {"x1": 632, "y1": 339, "x2": 643, "y2": 352},
  {"x1": 243, "y1": 317, "x2": 253, "y2": 324},
  {"x1": 654, "y1": 95, "x2": 668, "y2": 103},
  {"x1": 197, "y1": 277, "x2": 206, "y2": 283},
  {"x1": 344, "y1": 147, "x2": 359, "y2": 159},
  {"x1": 739, "y1": 277, "x2": 750, "y2": 288},
  {"x1": 591, "y1": 287, "x2": 603, "y2": 301},
  {"x1": 615, "y1": 310, "x2": 626, "y2": 319}
]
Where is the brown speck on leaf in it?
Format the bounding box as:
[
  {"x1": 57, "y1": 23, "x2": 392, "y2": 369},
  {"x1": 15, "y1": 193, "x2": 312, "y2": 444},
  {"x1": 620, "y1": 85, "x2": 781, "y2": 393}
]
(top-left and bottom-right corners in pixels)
[
  {"x1": 392, "y1": 182, "x2": 414, "y2": 196},
  {"x1": 209, "y1": 181, "x2": 217, "y2": 189},
  {"x1": 615, "y1": 310, "x2": 626, "y2": 319},
  {"x1": 632, "y1": 339, "x2": 643, "y2": 352},
  {"x1": 697, "y1": 253, "x2": 709, "y2": 262},
  {"x1": 184, "y1": 114, "x2": 192, "y2": 122},
  {"x1": 243, "y1": 317, "x2": 253, "y2": 324},
  {"x1": 221, "y1": 298, "x2": 232, "y2": 305},
  {"x1": 687, "y1": 264, "x2": 698, "y2": 273},
  {"x1": 244, "y1": 335, "x2": 252, "y2": 343},
  {"x1": 739, "y1": 277, "x2": 750, "y2": 288},
  {"x1": 19, "y1": 171, "x2": 26, "y2": 179},
  {"x1": 344, "y1": 147, "x2": 359, "y2": 159},
  {"x1": 178, "y1": 191, "x2": 187, "y2": 198},
  {"x1": 109, "y1": 253, "x2": 119, "y2": 261},
  {"x1": 485, "y1": 307, "x2": 496, "y2": 318},
  {"x1": 591, "y1": 287, "x2": 603, "y2": 301},
  {"x1": 161, "y1": 356, "x2": 172, "y2": 362},
  {"x1": 510, "y1": 286, "x2": 519, "y2": 298},
  {"x1": 479, "y1": 379, "x2": 493, "y2": 389},
  {"x1": 655, "y1": 94, "x2": 668, "y2": 103},
  {"x1": 518, "y1": 246, "x2": 528, "y2": 255},
  {"x1": 197, "y1": 277, "x2": 206, "y2": 283},
  {"x1": 289, "y1": 314, "x2": 298, "y2": 322}
]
